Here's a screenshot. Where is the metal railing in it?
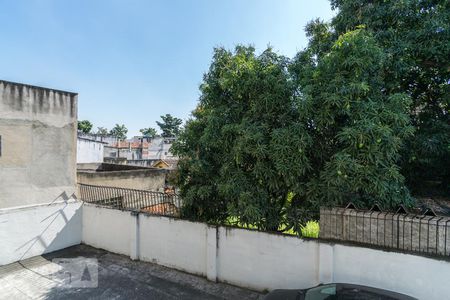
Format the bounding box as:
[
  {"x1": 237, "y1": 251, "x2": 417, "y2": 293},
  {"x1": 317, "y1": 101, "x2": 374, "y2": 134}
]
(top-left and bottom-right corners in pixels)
[
  {"x1": 320, "y1": 204, "x2": 450, "y2": 258},
  {"x1": 78, "y1": 183, "x2": 181, "y2": 216}
]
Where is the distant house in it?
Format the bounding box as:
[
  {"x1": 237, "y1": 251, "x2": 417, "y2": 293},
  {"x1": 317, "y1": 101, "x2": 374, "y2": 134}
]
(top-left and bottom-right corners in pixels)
[
  {"x1": 152, "y1": 159, "x2": 178, "y2": 169},
  {"x1": 147, "y1": 137, "x2": 177, "y2": 160},
  {"x1": 103, "y1": 136, "x2": 179, "y2": 170},
  {"x1": 77, "y1": 135, "x2": 106, "y2": 163},
  {"x1": 104, "y1": 140, "x2": 149, "y2": 160},
  {"x1": 153, "y1": 160, "x2": 170, "y2": 169}
]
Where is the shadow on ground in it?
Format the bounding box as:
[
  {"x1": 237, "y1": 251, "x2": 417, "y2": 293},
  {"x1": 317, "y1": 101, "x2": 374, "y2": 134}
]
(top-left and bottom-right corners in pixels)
[{"x1": 0, "y1": 244, "x2": 263, "y2": 300}]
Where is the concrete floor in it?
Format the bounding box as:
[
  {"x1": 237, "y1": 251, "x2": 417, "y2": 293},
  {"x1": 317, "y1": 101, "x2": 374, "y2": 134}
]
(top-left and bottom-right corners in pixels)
[{"x1": 0, "y1": 244, "x2": 263, "y2": 300}]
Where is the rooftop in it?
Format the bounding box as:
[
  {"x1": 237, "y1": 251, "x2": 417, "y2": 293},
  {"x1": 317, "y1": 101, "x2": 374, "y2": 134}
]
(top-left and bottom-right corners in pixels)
[
  {"x1": 110, "y1": 141, "x2": 150, "y2": 149},
  {"x1": 0, "y1": 244, "x2": 262, "y2": 300},
  {"x1": 76, "y1": 163, "x2": 161, "y2": 173},
  {"x1": 0, "y1": 79, "x2": 77, "y2": 96}
]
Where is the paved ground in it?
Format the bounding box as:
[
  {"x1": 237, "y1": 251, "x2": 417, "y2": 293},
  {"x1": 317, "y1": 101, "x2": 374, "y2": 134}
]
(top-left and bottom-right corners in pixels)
[{"x1": 0, "y1": 244, "x2": 263, "y2": 300}]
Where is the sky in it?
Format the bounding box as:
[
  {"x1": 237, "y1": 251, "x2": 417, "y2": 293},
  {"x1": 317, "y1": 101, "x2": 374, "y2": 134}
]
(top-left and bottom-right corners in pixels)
[{"x1": 0, "y1": 0, "x2": 335, "y2": 137}]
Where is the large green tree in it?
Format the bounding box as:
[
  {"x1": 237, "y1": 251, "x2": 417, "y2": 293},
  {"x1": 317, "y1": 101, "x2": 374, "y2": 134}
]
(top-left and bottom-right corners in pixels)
[
  {"x1": 156, "y1": 114, "x2": 183, "y2": 138},
  {"x1": 172, "y1": 0, "x2": 448, "y2": 229},
  {"x1": 328, "y1": 0, "x2": 450, "y2": 194},
  {"x1": 174, "y1": 31, "x2": 414, "y2": 230},
  {"x1": 109, "y1": 124, "x2": 128, "y2": 140},
  {"x1": 290, "y1": 28, "x2": 414, "y2": 214},
  {"x1": 173, "y1": 46, "x2": 302, "y2": 229}
]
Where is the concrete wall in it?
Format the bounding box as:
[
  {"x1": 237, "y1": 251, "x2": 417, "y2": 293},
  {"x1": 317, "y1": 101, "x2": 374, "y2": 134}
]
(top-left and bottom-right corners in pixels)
[
  {"x1": 103, "y1": 157, "x2": 127, "y2": 165},
  {"x1": 331, "y1": 244, "x2": 450, "y2": 300},
  {"x1": 77, "y1": 137, "x2": 104, "y2": 163},
  {"x1": 81, "y1": 204, "x2": 450, "y2": 299},
  {"x1": 0, "y1": 200, "x2": 82, "y2": 265},
  {"x1": 0, "y1": 80, "x2": 77, "y2": 208},
  {"x1": 139, "y1": 214, "x2": 208, "y2": 276},
  {"x1": 217, "y1": 227, "x2": 319, "y2": 291},
  {"x1": 127, "y1": 159, "x2": 155, "y2": 168},
  {"x1": 82, "y1": 204, "x2": 131, "y2": 256},
  {"x1": 77, "y1": 164, "x2": 167, "y2": 191},
  {"x1": 77, "y1": 132, "x2": 118, "y2": 145}
]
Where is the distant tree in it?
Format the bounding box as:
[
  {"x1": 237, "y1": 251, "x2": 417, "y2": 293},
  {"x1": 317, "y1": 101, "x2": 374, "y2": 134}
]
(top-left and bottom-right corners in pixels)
[
  {"x1": 109, "y1": 124, "x2": 128, "y2": 140},
  {"x1": 156, "y1": 114, "x2": 182, "y2": 137},
  {"x1": 140, "y1": 127, "x2": 158, "y2": 138},
  {"x1": 96, "y1": 127, "x2": 109, "y2": 136},
  {"x1": 78, "y1": 120, "x2": 93, "y2": 134}
]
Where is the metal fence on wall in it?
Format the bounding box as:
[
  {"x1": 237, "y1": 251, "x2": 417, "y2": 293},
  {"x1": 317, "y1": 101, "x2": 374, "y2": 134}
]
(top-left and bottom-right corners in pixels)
[
  {"x1": 78, "y1": 183, "x2": 181, "y2": 216},
  {"x1": 320, "y1": 204, "x2": 450, "y2": 257}
]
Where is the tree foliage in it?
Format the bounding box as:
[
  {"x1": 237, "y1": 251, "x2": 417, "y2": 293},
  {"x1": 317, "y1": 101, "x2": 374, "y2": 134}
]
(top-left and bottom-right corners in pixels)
[
  {"x1": 77, "y1": 120, "x2": 93, "y2": 134},
  {"x1": 173, "y1": 33, "x2": 413, "y2": 230},
  {"x1": 109, "y1": 124, "x2": 128, "y2": 140},
  {"x1": 328, "y1": 0, "x2": 450, "y2": 194},
  {"x1": 140, "y1": 127, "x2": 158, "y2": 138},
  {"x1": 173, "y1": 46, "x2": 299, "y2": 229},
  {"x1": 156, "y1": 114, "x2": 183, "y2": 138},
  {"x1": 172, "y1": 0, "x2": 448, "y2": 230},
  {"x1": 290, "y1": 28, "x2": 414, "y2": 215}
]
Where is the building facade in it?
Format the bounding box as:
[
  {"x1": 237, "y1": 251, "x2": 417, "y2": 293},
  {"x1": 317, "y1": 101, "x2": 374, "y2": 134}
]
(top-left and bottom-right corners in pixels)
[
  {"x1": 0, "y1": 80, "x2": 81, "y2": 265},
  {"x1": 77, "y1": 135, "x2": 106, "y2": 163},
  {"x1": 0, "y1": 80, "x2": 78, "y2": 208},
  {"x1": 147, "y1": 137, "x2": 177, "y2": 160},
  {"x1": 104, "y1": 140, "x2": 149, "y2": 160}
]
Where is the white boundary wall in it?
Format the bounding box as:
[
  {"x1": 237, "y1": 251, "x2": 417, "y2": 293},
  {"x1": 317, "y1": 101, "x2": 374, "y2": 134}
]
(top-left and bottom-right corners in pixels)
[
  {"x1": 81, "y1": 204, "x2": 450, "y2": 300},
  {"x1": 82, "y1": 204, "x2": 131, "y2": 256},
  {"x1": 139, "y1": 214, "x2": 208, "y2": 275},
  {"x1": 217, "y1": 227, "x2": 319, "y2": 291},
  {"x1": 332, "y1": 244, "x2": 450, "y2": 300},
  {"x1": 0, "y1": 200, "x2": 82, "y2": 265}
]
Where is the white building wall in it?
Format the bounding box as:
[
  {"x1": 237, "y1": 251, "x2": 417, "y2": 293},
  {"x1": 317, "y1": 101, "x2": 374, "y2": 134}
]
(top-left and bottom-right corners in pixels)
[
  {"x1": 77, "y1": 138, "x2": 104, "y2": 163},
  {"x1": 0, "y1": 201, "x2": 82, "y2": 266},
  {"x1": 147, "y1": 137, "x2": 176, "y2": 160}
]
